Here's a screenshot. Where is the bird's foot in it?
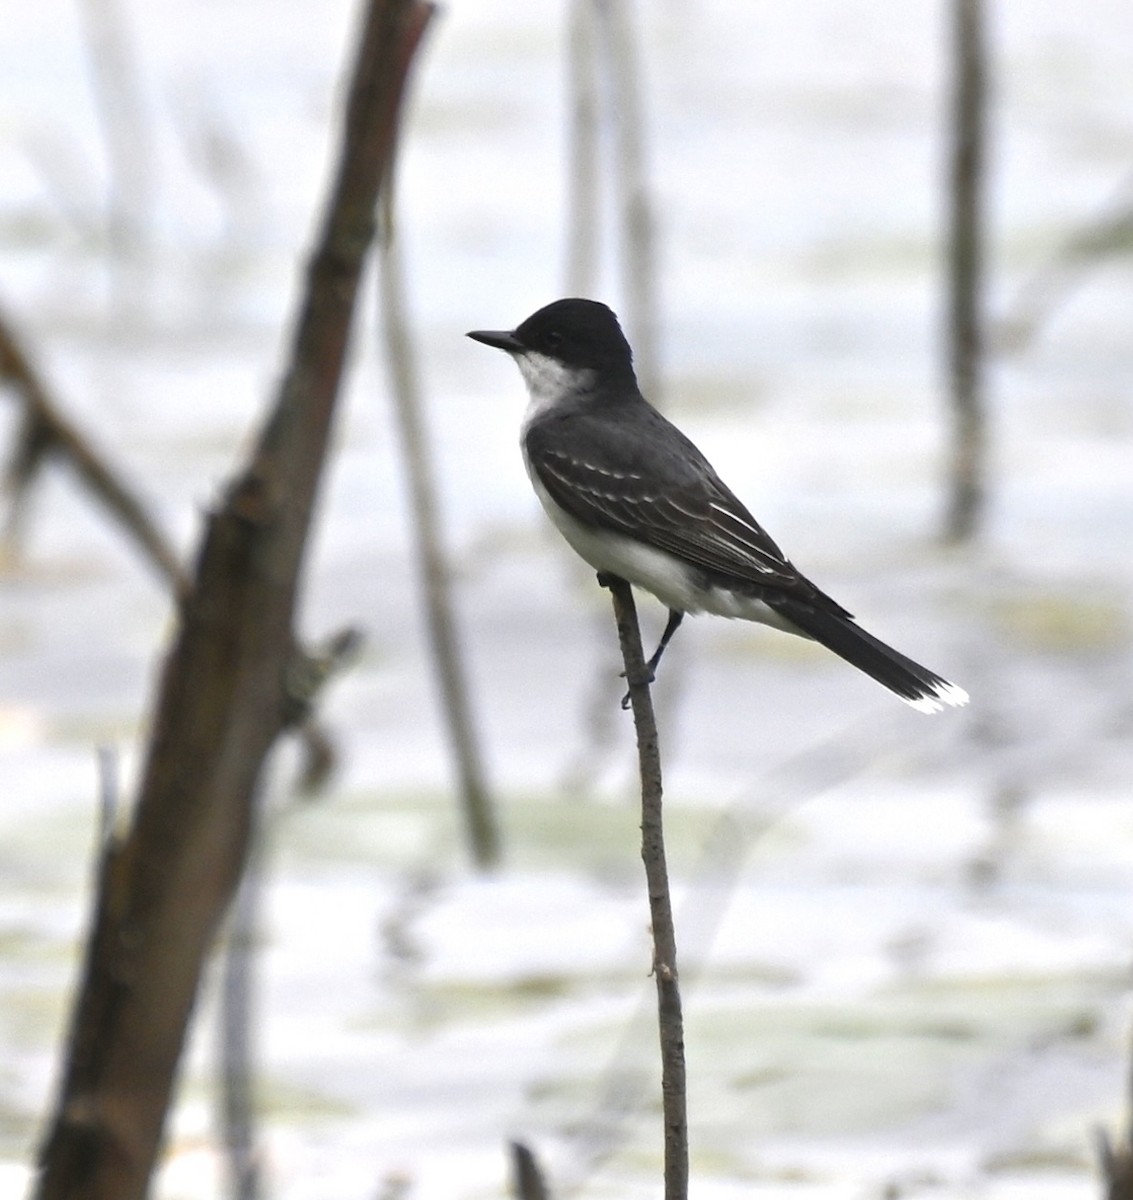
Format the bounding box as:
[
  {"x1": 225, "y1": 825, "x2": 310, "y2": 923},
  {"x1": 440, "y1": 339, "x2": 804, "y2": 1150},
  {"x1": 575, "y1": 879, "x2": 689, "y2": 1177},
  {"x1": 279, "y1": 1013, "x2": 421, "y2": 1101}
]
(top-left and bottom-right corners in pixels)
[{"x1": 619, "y1": 665, "x2": 655, "y2": 710}]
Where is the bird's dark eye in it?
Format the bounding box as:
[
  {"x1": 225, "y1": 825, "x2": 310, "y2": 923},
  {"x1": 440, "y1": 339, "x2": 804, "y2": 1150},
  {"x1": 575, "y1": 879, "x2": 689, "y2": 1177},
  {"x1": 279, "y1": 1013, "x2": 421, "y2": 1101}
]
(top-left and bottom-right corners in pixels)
[{"x1": 544, "y1": 330, "x2": 564, "y2": 349}]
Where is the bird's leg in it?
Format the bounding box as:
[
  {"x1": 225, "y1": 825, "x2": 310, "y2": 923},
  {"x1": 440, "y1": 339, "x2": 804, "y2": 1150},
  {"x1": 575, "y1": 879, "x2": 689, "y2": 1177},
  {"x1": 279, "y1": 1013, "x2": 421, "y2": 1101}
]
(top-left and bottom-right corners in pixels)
[
  {"x1": 617, "y1": 609, "x2": 684, "y2": 710},
  {"x1": 596, "y1": 575, "x2": 685, "y2": 705},
  {"x1": 646, "y1": 608, "x2": 684, "y2": 676}
]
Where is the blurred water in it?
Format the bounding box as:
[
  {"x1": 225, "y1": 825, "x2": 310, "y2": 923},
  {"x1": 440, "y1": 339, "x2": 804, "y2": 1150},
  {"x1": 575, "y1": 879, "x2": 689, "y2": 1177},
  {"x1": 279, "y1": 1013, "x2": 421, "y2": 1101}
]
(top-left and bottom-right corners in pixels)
[{"x1": 2, "y1": 1, "x2": 1133, "y2": 1197}]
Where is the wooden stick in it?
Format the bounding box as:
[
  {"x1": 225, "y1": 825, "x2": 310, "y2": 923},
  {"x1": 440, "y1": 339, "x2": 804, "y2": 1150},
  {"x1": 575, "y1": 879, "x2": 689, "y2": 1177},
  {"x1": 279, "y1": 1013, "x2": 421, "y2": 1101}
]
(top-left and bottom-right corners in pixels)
[
  {"x1": 601, "y1": 573, "x2": 688, "y2": 1200},
  {"x1": 32, "y1": 4, "x2": 435, "y2": 1196}
]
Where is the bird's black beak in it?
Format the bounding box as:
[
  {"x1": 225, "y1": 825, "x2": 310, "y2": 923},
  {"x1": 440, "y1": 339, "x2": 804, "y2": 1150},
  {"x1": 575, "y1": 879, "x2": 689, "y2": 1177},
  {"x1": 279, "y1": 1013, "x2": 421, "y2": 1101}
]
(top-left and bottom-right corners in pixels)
[{"x1": 466, "y1": 328, "x2": 523, "y2": 353}]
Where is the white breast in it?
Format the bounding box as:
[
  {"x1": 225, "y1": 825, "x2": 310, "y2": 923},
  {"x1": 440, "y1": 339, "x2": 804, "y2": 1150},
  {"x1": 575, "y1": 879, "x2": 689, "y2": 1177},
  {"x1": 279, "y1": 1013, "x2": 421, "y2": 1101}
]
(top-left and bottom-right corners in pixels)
[{"x1": 521, "y1": 454, "x2": 803, "y2": 634}]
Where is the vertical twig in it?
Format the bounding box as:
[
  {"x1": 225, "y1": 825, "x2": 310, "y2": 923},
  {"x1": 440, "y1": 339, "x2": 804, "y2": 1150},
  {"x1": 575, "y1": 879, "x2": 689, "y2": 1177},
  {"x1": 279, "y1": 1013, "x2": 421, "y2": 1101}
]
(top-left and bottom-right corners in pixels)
[
  {"x1": 377, "y1": 191, "x2": 500, "y2": 869},
  {"x1": 563, "y1": 0, "x2": 658, "y2": 391},
  {"x1": 594, "y1": 0, "x2": 659, "y2": 399},
  {"x1": 602, "y1": 574, "x2": 687, "y2": 1200},
  {"x1": 558, "y1": 717, "x2": 918, "y2": 1191},
  {"x1": 565, "y1": 0, "x2": 600, "y2": 296},
  {"x1": 216, "y1": 628, "x2": 363, "y2": 1200},
  {"x1": 562, "y1": 0, "x2": 668, "y2": 795},
  {"x1": 78, "y1": 0, "x2": 155, "y2": 321},
  {"x1": 218, "y1": 787, "x2": 265, "y2": 1200},
  {"x1": 1095, "y1": 1025, "x2": 1133, "y2": 1200},
  {"x1": 94, "y1": 746, "x2": 119, "y2": 851},
  {"x1": 943, "y1": 0, "x2": 988, "y2": 543},
  {"x1": 509, "y1": 1140, "x2": 550, "y2": 1200},
  {"x1": 558, "y1": 0, "x2": 613, "y2": 800},
  {"x1": 1098, "y1": 1127, "x2": 1133, "y2": 1200}
]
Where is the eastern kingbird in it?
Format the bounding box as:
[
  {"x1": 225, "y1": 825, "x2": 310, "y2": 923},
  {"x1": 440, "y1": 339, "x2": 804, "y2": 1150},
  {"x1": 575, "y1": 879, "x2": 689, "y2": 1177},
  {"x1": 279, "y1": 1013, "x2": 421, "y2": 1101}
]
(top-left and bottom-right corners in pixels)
[{"x1": 468, "y1": 298, "x2": 968, "y2": 714}]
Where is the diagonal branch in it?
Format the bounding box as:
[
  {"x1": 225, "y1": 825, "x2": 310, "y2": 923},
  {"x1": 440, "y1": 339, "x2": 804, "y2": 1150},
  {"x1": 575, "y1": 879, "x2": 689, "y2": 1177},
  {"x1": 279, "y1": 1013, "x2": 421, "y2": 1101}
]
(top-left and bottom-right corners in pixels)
[
  {"x1": 0, "y1": 306, "x2": 187, "y2": 593},
  {"x1": 32, "y1": 4, "x2": 435, "y2": 1198}
]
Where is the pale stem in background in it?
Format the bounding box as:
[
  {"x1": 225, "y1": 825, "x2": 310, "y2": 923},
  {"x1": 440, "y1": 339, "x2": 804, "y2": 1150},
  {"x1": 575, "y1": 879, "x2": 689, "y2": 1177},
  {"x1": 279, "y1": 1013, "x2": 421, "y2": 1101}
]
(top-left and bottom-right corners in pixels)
[
  {"x1": 377, "y1": 189, "x2": 500, "y2": 869},
  {"x1": 944, "y1": 0, "x2": 988, "y2": 543}
]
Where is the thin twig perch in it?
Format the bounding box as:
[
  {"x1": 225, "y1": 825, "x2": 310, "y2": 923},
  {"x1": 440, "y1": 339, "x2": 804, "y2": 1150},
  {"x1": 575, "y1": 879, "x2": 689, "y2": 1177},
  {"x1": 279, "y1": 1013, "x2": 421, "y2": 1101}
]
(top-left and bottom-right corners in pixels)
[
  {"x1": 601, "y1": 572, "x2": 688, "y2": 1200},
  {"x1": 595, "y1": 0, "x2": 658, "y2": 399}
]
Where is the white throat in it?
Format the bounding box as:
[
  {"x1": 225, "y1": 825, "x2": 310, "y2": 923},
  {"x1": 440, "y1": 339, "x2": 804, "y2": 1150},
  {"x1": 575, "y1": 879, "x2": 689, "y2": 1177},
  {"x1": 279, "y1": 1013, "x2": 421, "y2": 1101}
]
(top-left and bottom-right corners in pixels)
[{"x1": 514, "y1": 351, "x2": 595, "y2": 431}]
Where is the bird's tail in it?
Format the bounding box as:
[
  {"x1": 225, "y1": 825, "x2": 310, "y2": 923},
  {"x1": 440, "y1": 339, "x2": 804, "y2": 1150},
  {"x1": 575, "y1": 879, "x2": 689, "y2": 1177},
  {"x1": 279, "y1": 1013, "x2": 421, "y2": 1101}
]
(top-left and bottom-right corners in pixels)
[{"x1": 769, "y1": 601, "x2": 968, "y2": 714}]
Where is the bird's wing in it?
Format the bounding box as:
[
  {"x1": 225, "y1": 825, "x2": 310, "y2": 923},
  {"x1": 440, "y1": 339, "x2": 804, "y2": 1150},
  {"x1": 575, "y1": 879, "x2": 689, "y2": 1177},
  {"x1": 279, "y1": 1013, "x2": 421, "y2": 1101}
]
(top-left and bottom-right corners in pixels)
[{"x1": 525, "y1": 409, "x2": 845, "y2": 611}]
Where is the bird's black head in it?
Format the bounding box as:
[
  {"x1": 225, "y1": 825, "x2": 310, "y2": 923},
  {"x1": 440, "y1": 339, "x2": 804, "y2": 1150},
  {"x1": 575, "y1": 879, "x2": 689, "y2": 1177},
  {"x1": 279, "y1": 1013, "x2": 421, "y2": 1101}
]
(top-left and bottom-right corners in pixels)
[{"x1": 468, "y1": 298, "x2": 636, "y2": 382}]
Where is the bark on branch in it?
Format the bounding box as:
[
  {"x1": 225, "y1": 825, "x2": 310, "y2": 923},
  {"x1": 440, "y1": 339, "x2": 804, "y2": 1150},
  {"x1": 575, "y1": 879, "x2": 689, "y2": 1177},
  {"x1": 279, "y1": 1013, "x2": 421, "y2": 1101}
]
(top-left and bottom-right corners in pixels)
[
  {"x1": 601, "y1": 574, "x2": 688, "y2": 1200},
  {"x1": 32, "y1": 4, "x2": 435, "y2": 1197}
]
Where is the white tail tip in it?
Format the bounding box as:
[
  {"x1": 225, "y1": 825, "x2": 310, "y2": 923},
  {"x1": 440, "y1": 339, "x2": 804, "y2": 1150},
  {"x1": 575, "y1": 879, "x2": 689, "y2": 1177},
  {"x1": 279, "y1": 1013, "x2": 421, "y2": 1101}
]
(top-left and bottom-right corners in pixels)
[{"x1": 905, "y1": 679, "x2": 970, "y2": 715}]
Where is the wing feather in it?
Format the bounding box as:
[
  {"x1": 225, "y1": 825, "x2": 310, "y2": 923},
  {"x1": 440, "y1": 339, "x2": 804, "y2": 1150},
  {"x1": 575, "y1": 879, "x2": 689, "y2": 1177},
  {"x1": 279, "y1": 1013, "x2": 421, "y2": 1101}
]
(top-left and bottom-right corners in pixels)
[{"x1": 525, "y1": 408, "x2": 846, "y2": 614}]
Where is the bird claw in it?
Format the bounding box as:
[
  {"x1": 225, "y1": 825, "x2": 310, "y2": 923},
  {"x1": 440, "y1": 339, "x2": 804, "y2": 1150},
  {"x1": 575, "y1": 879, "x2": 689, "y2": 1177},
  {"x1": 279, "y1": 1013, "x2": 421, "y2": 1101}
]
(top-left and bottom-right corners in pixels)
[{"x1": 619, "y1": 666, "x2": 655, "y2": 709}]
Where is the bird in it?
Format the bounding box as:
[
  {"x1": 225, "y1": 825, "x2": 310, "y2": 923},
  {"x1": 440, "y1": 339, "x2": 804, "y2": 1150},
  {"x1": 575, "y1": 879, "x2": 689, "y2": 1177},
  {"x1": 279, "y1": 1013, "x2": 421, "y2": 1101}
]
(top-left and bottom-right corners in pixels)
[{"x1": 467, "y1": 298, "x2": 968, "y2": 714}]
